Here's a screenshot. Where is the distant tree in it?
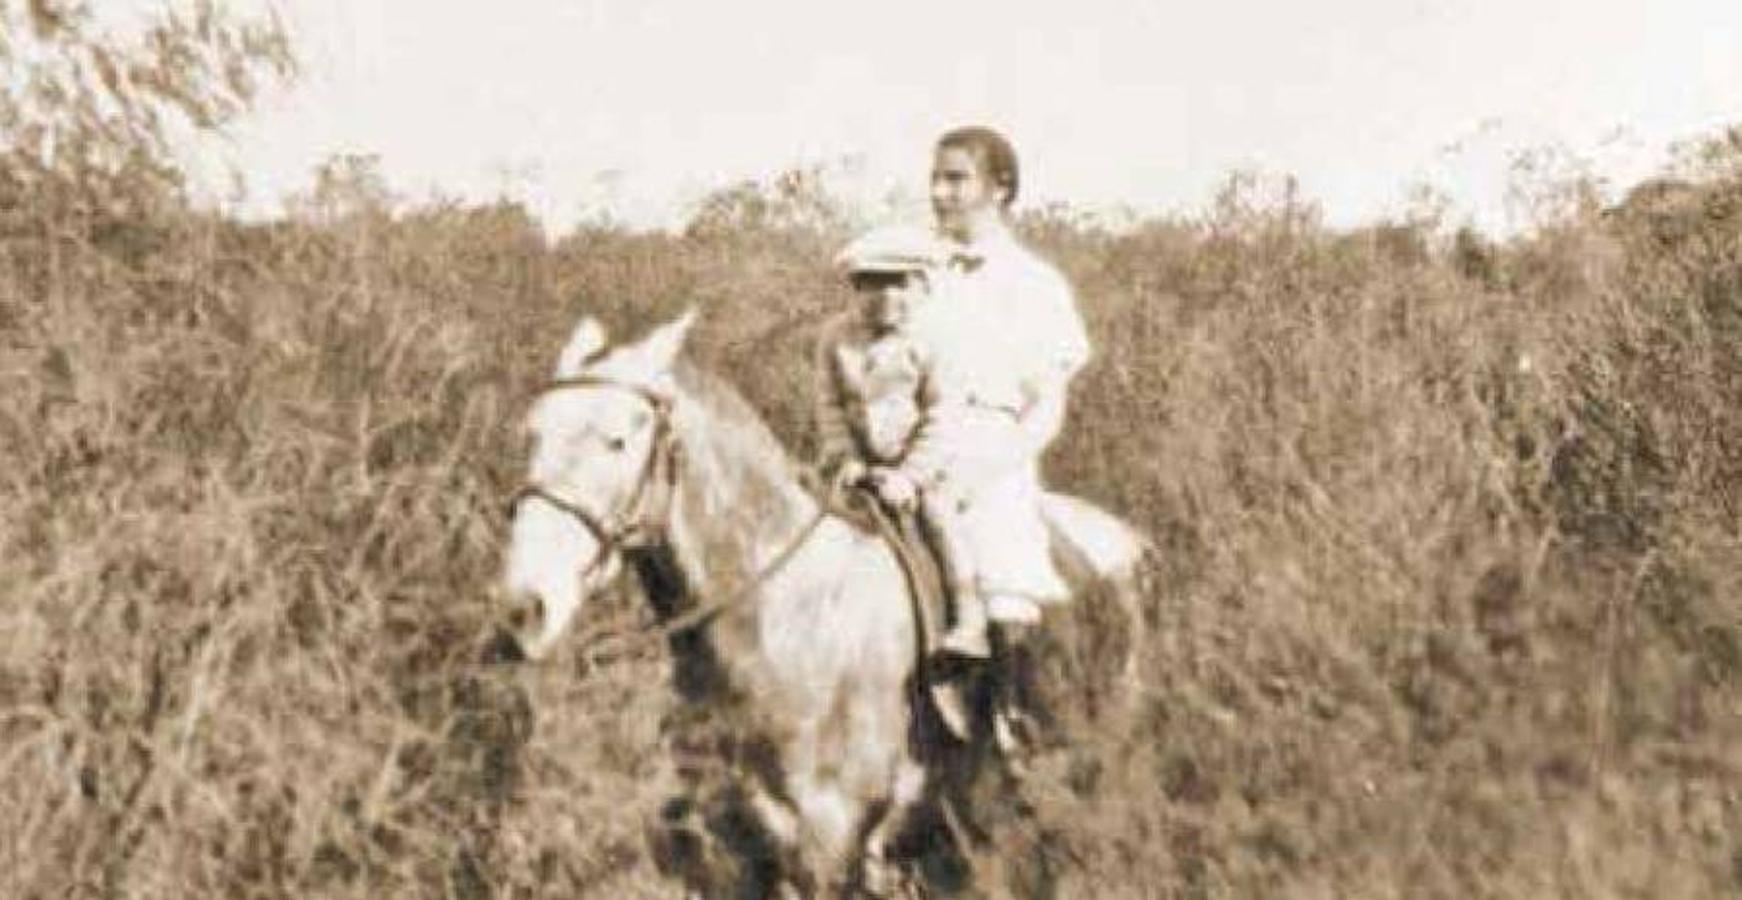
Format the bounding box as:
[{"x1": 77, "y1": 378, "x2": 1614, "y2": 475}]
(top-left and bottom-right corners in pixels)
[
  {"x1": 286, "y1": 152, "x2": 397, "y2": 224},
  {"x1": 1681, "y1": 124, "x2": 1742, "y2": 185},
  {"x1": 1605, "y1": 176, "x2": 1701, "y2": 248},
  {"x1": 1205, "y1": 170, "x2": 1320, "y2": 242},
  {"x1": 683, "y1": 165, "x2": 853, "y2": 243},
  {"x1": 0, "y1": 0, "x2": 295, "y2": 218},
  {"x1": 1451, "y1": 225, "x2": 1500, "y2": 288}
]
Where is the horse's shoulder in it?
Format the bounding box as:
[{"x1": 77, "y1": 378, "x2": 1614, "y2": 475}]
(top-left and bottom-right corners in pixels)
[{"x1": 787, "y1": 514, "x2": 903, "y2": 585}]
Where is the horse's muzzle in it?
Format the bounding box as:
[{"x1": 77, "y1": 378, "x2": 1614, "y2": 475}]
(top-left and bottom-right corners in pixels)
[
  {"x1": 478, "y1": 625, "x2": 528, "y2": 666},
  {"x1": 481, "y1": 587, "x2": 547, "y2": 664}
]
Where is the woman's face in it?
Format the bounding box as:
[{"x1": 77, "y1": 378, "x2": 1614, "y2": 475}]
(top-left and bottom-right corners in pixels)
[{"x1": 930, "y1": 145, "x2": 1003, "y2": 242}]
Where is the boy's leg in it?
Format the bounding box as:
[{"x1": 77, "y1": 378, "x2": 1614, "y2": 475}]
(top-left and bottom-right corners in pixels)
[{"x1": 918, "y1": 492, "x2": 990, "y2": 659}]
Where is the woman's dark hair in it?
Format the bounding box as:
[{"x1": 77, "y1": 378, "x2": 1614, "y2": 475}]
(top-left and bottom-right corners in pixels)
[{"x1": 936, "y1": 126, "x2": 1019, "y2": 208}]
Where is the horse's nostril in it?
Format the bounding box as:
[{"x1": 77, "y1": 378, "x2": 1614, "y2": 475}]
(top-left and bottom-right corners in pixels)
[
  {"x1": 479, "y1": 627, "x2": 527, "y2": 665},
  {"x1": 482, "y1": 590, "x2": 544, "y2": 665},
  {"x1": 505, "y1": 591, "x2": 545, "y2": 632}
]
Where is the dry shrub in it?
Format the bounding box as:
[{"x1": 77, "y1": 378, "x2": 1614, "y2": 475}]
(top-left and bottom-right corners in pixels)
[{"x1": 4, "y1": 131, "x2": 1742, "y2": 898}]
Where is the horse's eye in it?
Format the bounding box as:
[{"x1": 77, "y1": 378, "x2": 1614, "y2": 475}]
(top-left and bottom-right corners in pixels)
[{"x1": 606, "y1": 436, "x2": 628, "y2": 453}]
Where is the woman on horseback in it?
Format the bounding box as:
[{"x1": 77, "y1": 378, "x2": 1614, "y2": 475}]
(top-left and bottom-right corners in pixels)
[{"x1": 901, "y1": 125, "x2": 1093, "y2": 654}]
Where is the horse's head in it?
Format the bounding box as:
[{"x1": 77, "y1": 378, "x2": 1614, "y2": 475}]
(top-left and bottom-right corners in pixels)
[{"x1": 502, "y1": 309, "x2": 697, "y2": 658}]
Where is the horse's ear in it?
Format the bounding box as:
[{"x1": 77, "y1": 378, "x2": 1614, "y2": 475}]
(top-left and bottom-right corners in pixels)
[
  {"x1": 636, "y1": 308, "x2": 698, "y2": 372},
  {"x1": 556, "y1": 316, "x2": 608, "y2": 377}
]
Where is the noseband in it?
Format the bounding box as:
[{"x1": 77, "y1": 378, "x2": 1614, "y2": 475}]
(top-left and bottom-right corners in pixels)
[{"x1": 509, "y1": 374, "x2": 681, "y2": 581}]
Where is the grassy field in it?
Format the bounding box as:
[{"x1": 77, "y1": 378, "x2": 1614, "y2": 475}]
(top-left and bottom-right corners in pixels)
[{"x1": 4, "y1": 131, "x2": 1742, "y2": 898}]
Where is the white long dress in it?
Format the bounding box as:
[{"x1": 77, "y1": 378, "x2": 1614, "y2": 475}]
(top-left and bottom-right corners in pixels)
[{"x1": 901, "y1": 228, "x2": 1091, "y2": 610}]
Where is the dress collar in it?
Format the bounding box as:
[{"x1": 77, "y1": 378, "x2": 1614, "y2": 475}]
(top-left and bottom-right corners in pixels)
[{"x1": 944, "y1": 225, "x2": 1019, "y2": 272}]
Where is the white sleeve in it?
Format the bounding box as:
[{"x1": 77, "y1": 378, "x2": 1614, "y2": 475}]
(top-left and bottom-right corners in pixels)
[
  {"x1": 1013, "y1": 265, "x2": 1090, "y2": 456},
  {"x1": 1036, "y1": 264, "x2": 1091, "y2": 384}
]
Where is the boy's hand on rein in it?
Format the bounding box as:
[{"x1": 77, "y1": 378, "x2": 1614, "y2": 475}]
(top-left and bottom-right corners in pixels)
[
  {"x1": 829, "y1": 459, "x2": 870, "y2": 499},
  {"x1": 867, "y1": 467, "x2": 918, "y2": 512}
]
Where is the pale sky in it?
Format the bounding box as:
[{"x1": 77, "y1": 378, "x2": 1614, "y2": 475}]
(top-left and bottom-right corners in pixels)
[{"x1": 186, "y1": 0, "x2": 1740, "y2": 235}]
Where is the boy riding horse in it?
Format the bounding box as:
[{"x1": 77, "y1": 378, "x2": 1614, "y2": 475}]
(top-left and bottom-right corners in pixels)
[{"x1": 813, "y1": 224, "x2": 992, "y2": 663}]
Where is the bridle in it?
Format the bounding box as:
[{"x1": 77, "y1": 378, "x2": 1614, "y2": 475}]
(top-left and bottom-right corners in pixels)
[
  {"x1": 507, "y1": 368, "x2": 830, "y2": 642},
  {"x1": 508, "y1": 373, "x2": 681, "y2": 584}
]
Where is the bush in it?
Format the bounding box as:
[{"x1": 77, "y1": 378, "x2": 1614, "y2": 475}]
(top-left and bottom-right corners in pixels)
[{"x1": 7, "y1": 93, "x2": 1742, "y2": 893}]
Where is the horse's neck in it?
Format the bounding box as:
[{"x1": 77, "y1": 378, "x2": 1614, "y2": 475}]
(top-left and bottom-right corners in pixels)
[{"x1": 662, "y1": 369, "x2": 820, "y2": 672}]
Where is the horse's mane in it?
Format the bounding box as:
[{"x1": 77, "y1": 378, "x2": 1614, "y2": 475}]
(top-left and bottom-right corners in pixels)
[
  {"x1": 668, "y1": 358, "x2": 816, "y2": 541},
  {"x1": 635, "y1": 358, "x2": 823, "y2": 703},
  {"x1": 670, "y1": 358, "x2": 792, "y2": 463}
]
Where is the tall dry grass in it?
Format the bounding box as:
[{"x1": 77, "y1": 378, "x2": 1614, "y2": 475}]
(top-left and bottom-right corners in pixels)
[{"x1": 4, "y1": 137, "x2": 1742, "y2": 898}]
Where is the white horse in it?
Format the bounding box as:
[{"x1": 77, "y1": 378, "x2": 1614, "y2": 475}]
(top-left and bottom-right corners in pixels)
[{"x1": 500, "y1": 310, "x2": 1148, "y2": 896}]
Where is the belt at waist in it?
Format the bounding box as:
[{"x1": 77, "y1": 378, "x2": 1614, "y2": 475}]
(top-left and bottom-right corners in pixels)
[{"x1": 962, "y1": 395, "x2": 1025, "y2": 420}]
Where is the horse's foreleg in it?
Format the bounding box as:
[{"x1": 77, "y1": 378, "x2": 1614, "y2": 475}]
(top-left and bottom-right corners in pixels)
[
  {"x1": 787, "y1": 771, "x2": 860, "y2": 895},
  {"x1": 745, "y1": 781, "x2": 800, "y2": 850},
  {"x1": 861, "y1": 755, "x2": 927, "y2": 897},
  {"x1": 779, "y1": 718, "x2": 858, "y2": 893}
]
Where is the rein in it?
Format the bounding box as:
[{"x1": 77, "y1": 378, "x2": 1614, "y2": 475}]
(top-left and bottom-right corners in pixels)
[{"x1": 644, "y1": 507, "x2": 828, "y2": 639}]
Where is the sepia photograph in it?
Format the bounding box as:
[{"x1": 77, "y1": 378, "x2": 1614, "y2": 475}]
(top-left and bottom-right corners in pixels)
[{"x1": 3, "y1": 1, "x2": 1740, "y2": 896}]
